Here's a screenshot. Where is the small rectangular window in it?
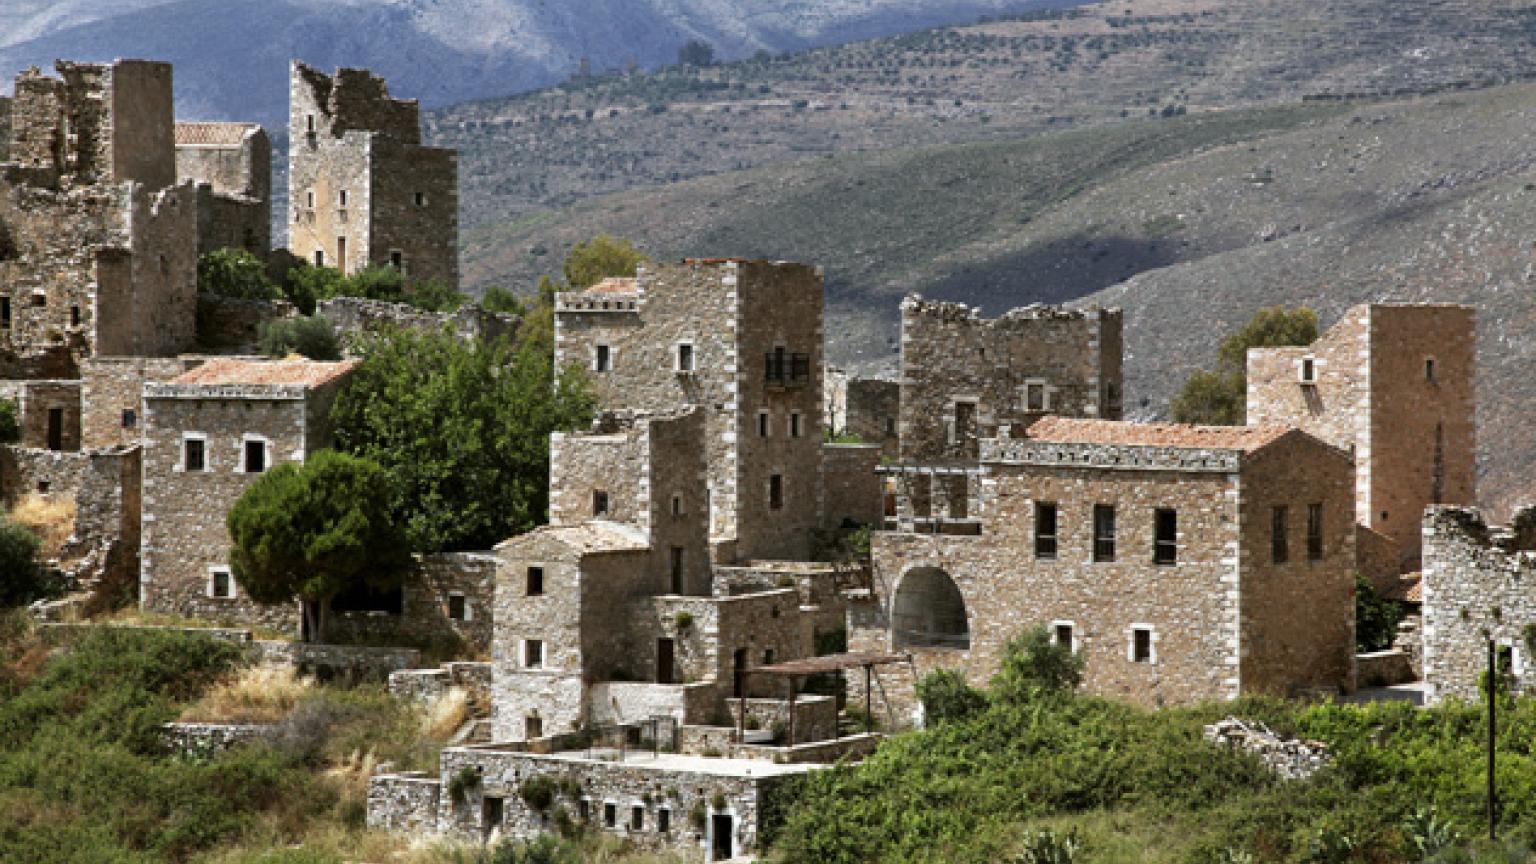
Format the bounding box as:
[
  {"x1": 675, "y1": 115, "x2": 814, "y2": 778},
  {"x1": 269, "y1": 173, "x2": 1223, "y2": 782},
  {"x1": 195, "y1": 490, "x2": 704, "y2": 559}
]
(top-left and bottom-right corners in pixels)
[
  {"x1": 414, "y1": 191, "x2": 427, "y2": 207},
  {"x1": 184, "y1": 438, "x2": 206, "y2": 472},
  {"x1": 305, "y1": 190, "x2": 315, "y2": 208},
  {"x1": 447, "y1": 594, "x2": 467, "y2": 621},
  {"x1": 769, "y1": 474, "x2": 784, "y2": 510},
  {"x1": 70, "y1": 305, "x2": 80, "y2": 328},
  {"x1": 526, "y1": 715, "x2": 543, "y2": 739},
  {"x1": 1053, "y1": 623, "x2": 1074, "y2": 651},
  {"x1": 630, "y1": 806, "x2": 644, "y2": 831},
  {"x1": 1300, "y1": 357, "x2": 1316, "y2": 384},
  {"x1": 595, "y1": 344, "x2": 612, "y2": 372},
  {"x1": 1034, "y1": 502, "x2": 1058, "y2": 560},
  {"x1": 1132, "y1": 628, "x2": 1153, "y2": 663},
  {"x1": 578, "y1": 799, "x2": 591, "y2": 822},
  {"x1": 1272, "y1": 505, "x2": 1289, "y2": 564},
  {"x1": 671, "y1": 495, "x2": 683, "y2": 517},
  {"x1": 30, "y1": 293, "x2": 45, "y2": 308},
  {"x1": 1425, "y1": 358, "x2": 1436, "y2": 383},
  {"x1": 1, "y1": 297, "x2": 10, "y2": 327},
  {"x1": 313, "y1": 249, "x2": 324, "y2": 267},
  {"x1": 1025, "y1": 382, "x2": 1048, "y2": 412},
  {"x1": 389, "y1": 250, "x2": 403, "y2": 269},
  {"x1": 677, "y1": 343, "x2": 694, "y2": 372},
  {"x1": 524, "y1": 639, "x2": 544, "y2": 668},
  {"x1": 305, "y1": 113, "x2": 315, "y2": 134},
  {"x1": 604, "y1": 803, "x2": 617, "y2": 828},
  {"x1": 1307, "y1": 503, "x2": 1324, "y2": 561},
  {"x1": 121, "y1": 409, "x2": 137, "y2": 429},
  {"x1": 670, "y1": 546, "x2": 684, "y2": 594},
  {"x1": 758, "y1": 411, "x2": 770, "y2": 438},
  {"x1": 1093, "y1": 504, "x2": 1116, "y2": 563},
  {"x1": 526, "y1": 566, "x2": 544, "y2": 596},
  {"x1": 790, "y1": 412, "x2": 802, "y2": 438},
  {"x1": 209, "y1": 568, "x2": 234, "y2": 599},
  {"x1": 338, "y1": 189, "x2": 348, "y2": 207},
  {"x1": 1154, "y1": 508, "x2": 1178, "y2": 565},
  {"x1": 483, "y1": 796, "x2": 504, "y2": 828},
  {"x1": 243, "y1": 439, "x2": 267, "y2": 474},
  {"x1": 657, "y1": 808, "x2": 671, "y2": 833},
  {"x1": 593, "y1": 490, "x2": 610, "y2": 517}
]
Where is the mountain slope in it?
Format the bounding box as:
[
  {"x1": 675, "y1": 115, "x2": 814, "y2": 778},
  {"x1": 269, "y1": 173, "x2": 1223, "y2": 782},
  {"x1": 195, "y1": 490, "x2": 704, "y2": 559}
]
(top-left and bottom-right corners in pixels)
[
  {"x1": 466, "y1": 81, "x2": 1536, "y2": 514},
  {"x1": 0, "y1": 0, "x2": 1083, "y2": 126}
]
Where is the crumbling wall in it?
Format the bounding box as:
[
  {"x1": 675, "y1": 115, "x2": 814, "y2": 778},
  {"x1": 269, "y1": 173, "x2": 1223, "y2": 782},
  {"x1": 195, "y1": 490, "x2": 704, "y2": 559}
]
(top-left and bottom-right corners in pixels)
[
  {"x1": 0, "y1": 379, "x2": 80, "y2": 450},
  {"x1": 898, "y1": 297, "x2": 1122, "y2": 461},
  {"x1": 845, "y1": 377, "x2": 899, "y2": 456},
  {"x1": 195, "y1": 295, "x2": 295, "y2": 353},
  {"x1": 318, "y1": 297, "x2": 515, "y2": 347},
  {"x1": 1422, "y1": 506, "x2": 1536, "y2": 703},
  {"x1": 327, "y1": 551, "x2": 497, "y2": 656}
]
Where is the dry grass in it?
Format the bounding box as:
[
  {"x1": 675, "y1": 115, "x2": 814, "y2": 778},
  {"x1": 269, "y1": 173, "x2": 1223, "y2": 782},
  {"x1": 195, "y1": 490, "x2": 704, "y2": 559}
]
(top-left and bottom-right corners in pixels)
[
  {"x1": 180, "y1": 664, "x2": 315, "y2": 725},
  {"x1": 8, "y1": 494, "x2": 74, "y2": 557},
  {"x1": 420, "y1": 688, "x2": 470, "y2": 742}
]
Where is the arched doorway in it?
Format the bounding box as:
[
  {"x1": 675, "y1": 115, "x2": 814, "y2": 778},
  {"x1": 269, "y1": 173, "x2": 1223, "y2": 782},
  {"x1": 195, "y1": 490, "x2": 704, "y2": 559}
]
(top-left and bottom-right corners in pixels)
[{"x1": 892, "y1": 567, "x2": 970, "y2": 649}]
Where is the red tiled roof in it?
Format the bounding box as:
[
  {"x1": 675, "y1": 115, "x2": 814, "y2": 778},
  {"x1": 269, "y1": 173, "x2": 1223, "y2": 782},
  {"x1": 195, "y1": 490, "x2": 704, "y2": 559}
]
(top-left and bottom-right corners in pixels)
[
  {"x1": 171, "y1": 357, "x2": 357, "y2": 388},
  {"x1": 1025, "y1": 417, "x2": 1293, "y2": 453},
  {"x1": 581, "y1": 277, "x2": 639, "y2": 295},
  {"x1": 174, "y1": 122, "x2": 258, "y2": 146}
]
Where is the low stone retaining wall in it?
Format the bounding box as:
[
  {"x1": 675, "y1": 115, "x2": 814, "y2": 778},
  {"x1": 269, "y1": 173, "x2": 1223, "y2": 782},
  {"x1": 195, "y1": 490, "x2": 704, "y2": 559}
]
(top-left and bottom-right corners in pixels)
[
  {"x1": 252, "y1": 641, "x2": 422, "y2": 682},
  {"x1": 1357, "y1": 649, "x2": 1415, "y2": 687},
  {"x1": 1204, "y1": 717, "x2": 1331, "y2": 781},
  {"x1": 160, "y1": 722, "x2": 275, "y2": 757},
  {"x1": 368, "y1": 771, "x2": 442, "y2": 832}
]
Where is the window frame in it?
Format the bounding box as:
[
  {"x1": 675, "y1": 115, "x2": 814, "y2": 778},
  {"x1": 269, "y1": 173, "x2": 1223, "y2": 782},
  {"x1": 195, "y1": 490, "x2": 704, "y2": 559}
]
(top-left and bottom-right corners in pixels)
[
  {"x1": 676, "y1": 342, "x2": 695, "y2": 373},
  {"x1": 768, "y1": 474, "x2": 784, "y2": 510},
  {"x1": 1051, "y1": 620, "x2": 1076, "y2": 652},
  {"x1": 1306, "y1": 502, "x2": 1324, "y2": 562},
  {"x1": 1128, "y1": 625, "x2": 1157, "y2": 664},
  {"x1": 526, "y1": 566, "x2": 545, "y2": 597},
  {"x1": 592, "y1": 490, "x2": 610, "y2": 517},
  {"x1": 1153, "y1": 507, "x2": 1178, "y2": 566},
  {"x1": 523, "y1": 639, "x2": 545, "y2": 669},
  {"x1": 789, "y1": 411, "x2": 803, "y2": 438},
  {"x1": 1272, "y1": 505, "x2": 1289, "y2": 564},
  {"x1": 446, "y1": 593, "x2": 469, "y2": 621},
  {"x1": 1092, "y1": 503, "x2": 1117, "y2": 563},
  {"x1": 181, "y1": 433, "x2": 208, "y2": 473},
  {"x1": 1034, "y1": 501, "x2": 1058, "y2": 560},
  {"x1": 207, "y1": 566, "x2": 236, "y2": 600},
  {"x1": 594, "y1": 344, "x2": 613, "y2": 373},
  {"x1": 239, "y1": 435, "x2": 271, "y2": 475}
]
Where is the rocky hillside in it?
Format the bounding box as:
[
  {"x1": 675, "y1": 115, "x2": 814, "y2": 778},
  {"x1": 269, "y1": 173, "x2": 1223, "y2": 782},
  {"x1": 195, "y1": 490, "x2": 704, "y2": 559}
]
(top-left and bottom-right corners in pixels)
[
  {"x1": 437, "y1": 0, "x2": 1536, "y2": 235},
  {"x1": 470, "y1": 79, "x2": 1536, "y2": 516},
  {"x1": 0, "y1": 0, "x2": 1081, "y2": 125}
]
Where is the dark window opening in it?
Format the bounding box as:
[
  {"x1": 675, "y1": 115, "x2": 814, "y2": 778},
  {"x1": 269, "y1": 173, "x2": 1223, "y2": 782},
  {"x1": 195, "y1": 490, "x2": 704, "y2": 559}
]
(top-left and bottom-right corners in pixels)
[
  {"x1": 593, "y1": 490, "x2": 610, "y2": 517},
  {"x1": 1154, "y1": 508, "x2": 1178, "y2": 565},
  {"x1": 1307, "y1": 503, "x2": 1324, "y2": 562},
  {"x1": 120, "y1": 409, "x2": 136, "y2": 429},
  {"x1": 595, "y1": 344, "x2": 612, "y2": 372},
  {"x1": 338, "y1": 189, "x2": 348, "y2": 207},
  {"x1": 671, "y1": 495, "x2": 683, "y2": 517},
  {"x1": 1034, "y1": 502, "x2": 1058, "y2": 560},
  {"x1": 677, "y1": 343, "x2": 694, "y2": 372},
  {"x1": 763, "y1": 648, "x2": 775, "y2": 665},
  {"x1": 1026, "y1": 382, "x2": 1047, "y2": 411},
  {"x1": 769, "y1": 474, "x2": 783, "y2": 510},
  {"x1": 313, "y1": 249, "x2": 325, "y2": 267},
  {"x1": 578, "y1": 800, "x2": 590, "y2": 821},
  {"x1": 526, "y1": 716, "x2": 543, "y2": 738},
  {"x1": 1, "y1": 297, "x2": 11, "y2": 327},
  {"x1": 30, "y1": 293, "x2": 45, "y2": 308},
  {"x1": 953, "y1": 401, "x2": 978, "y2": 456},
  {"x1": 1093, "y1": 504, "x2": 1116, "y2": 563},
  {"x1": 669, "y1": 546, "x2": 684, "y2": 594},
  {"x1": 630, "y1": 806, "x2": 644, "y2": 831},
  {"x1": 656, "y1": 638, "x2": 675, "y2": 684},
  {"x1": 892, "y1": 567, "x2": 970, "y2": 650},
  {"x1": 483, "y1": 796, "x2": 504, "y2": 830},
  {"x1": 712, "y1": 814, "x2": 734, "y2": 860},
  {"x1": 46, "y1": 407, "x2": 63, "y2": 451},
  {"x1": 604, "y1": 803, "x2": 617, "y2": 828},
  {"x1": 527, "y1": 566, "x2": 544, "y2": 596},
  {"x1": 758, "y1": 412, "x2": 769, "y2": 437},
  {"x1": 790, "y1": 412, "x2": 802, "y2": 438},
  {"x1": 243, "y1": 439, "x2": 266, "y2": 473},
  {"x1": 1054, "y1": 623, "x2": 1073, "y2": 650},
  {"x1": 1133, "y1": 628, "x2": 1153, "y2": 663},
  {"x1": 447, "y1": 594, "x2": 467, "y2": 620},
  {"x1": 1425, "y1": 358, "x2": 1436, "y2": 383},
  {"x1": 885, "y1": 417, "x2": 896, "y2": 435},
  {"x1": 657, "y1": 808, "x2": 671, "y2": 833},
  {"x1": 524, "y1": 639, "x2": 544, "y2": 668},
  {"x1": 1272, "y1": 506, "x2": 1289, "y2": 564},
  {"x1": 184, "y1": 438, "x2": 206, "y2": 472},
  {"x1": 336, "y1": 237, "x2": 347, "y2": 273},
  {"x1": 390, "y1": 250, "x2": 403, "y2": 269},
  {"x1": 69, "y1": 305, "x2": 80, "y2": 328},
  {"x1": 211, "y1": 569, "x2": 233, "y2": 599},
  {"x1": 414, "y1": 192, "x2": 427, "y2": 207},
  {"x1": 1497, "y1": 645, "x2": 1515, "y2": 676},
  {"x1": 1301, "y1": 357, "x2": 1316, "y2": 383},
  {"x1": 305, "y1": 113, "x2": 315, "y2": 134}
]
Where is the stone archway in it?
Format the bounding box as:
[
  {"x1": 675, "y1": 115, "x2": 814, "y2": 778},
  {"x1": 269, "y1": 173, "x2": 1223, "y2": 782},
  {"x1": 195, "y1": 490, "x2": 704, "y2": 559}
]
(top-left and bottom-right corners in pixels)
[{"x1": 892, "y1": 566, "x2": 970, "y2": 650}]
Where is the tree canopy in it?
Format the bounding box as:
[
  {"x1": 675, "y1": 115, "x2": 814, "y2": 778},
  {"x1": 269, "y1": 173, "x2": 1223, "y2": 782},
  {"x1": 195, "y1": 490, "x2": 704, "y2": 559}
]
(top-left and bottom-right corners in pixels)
[
  {"x1": 197, "y1": 249, "x2": 281, "y2": 301},
  {"x1": 226, "y1": 449, "x2": 412, "y2": 642},
  {"x1": 284, "y1": 263, "x2": 467, "y2": 315},
  {"x1": 1170, "y1": 305, "x2": 1318, "y2": 425},
  {"x1": 0, "y1": 519, "x2": 44, "y2": 609},
  {"x1": 257, "y1": 315, "x2": 341, "y2": 361},
  {"x1": 677, "y1": 39, "x2": 717, "y2": 67},
  {"x1": 330, "y1": 328, "x2": 594, "y2": 553}
]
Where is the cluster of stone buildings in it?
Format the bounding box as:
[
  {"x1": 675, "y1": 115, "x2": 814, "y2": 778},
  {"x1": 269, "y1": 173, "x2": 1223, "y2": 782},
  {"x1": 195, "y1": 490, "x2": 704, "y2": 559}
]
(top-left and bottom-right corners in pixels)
[{"x1": 0, "y1": 51, "x2": 1517, "y2": 864}]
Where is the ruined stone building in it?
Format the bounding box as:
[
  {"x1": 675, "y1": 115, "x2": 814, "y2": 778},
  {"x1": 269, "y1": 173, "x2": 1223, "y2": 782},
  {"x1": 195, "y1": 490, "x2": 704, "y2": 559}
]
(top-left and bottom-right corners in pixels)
[
  {"x1": 851, "y1": 418, "x2": 1358, "y2": 718},
  {"x1": 174, "y1": 121, "x2": 271, "y2": 257},
  {"x1": 554, "y1": 260, "x2": 827, "y2": 561},
  {"x1": 1247, "y1": 303, "x2": 1476, "y2": 575},
  {"x1": 898, "y1": 297, "x2": 1123, "y2": 461},
  {"x1": 288, "y1": 62, "x2": 458, "y2": 287},
  {"x1": 1, "y1": 59, "x2": 199, "y2": 370},
  {"x1": 1420, "y1": 506, "x2": 1536, "y2": 704},
  {"x1": 139, "y1": 357, "x2": 356, "y2": 630},
  {"x1": 825, "y1": 368, "x2": 899, "y2": 457}
]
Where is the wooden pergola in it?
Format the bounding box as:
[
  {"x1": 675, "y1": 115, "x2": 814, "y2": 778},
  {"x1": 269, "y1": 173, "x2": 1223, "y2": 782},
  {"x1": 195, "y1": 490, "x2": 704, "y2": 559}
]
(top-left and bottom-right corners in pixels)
[{"x1": 741, "y1": 651, "x2": 911, "y2": 744}]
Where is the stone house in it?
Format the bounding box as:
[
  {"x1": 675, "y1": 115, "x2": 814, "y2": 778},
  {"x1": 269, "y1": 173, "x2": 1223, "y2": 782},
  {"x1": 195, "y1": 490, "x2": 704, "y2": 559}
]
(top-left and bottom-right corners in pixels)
[
  {"x1": 288, "y1": 62, "x2": 458, "y2": 288},
  {"x1": 825, "y1": 369, "x2": 899, "y2": 457},
  {"x1": 554, "y1": 260, "x2": 827, "y2": 562},
  {"x1": 0, "y1": 379, "x2": 81, "y2": 451},
  {"x1": 1247, "y1": 303, "x2": 1476, "y2": 574},
  {"x1": 139, "y1": 357, "x2": 357, "y2": 631},
  {"x1": 1420, "y1": 506, "x2": 1536, "y2": 704},
  {"x1": 851, "y1": 418, "x2": 1358, "y2": 720},
  {"x1": 174, "y1": 121, "x2": 271, "y2": 258},
  {"x1": 1, "y1": 60, "x2": 200, "y2": 370},
  {"x1": 898, "y1": 296, "x2": 1123, "y2": 461}
]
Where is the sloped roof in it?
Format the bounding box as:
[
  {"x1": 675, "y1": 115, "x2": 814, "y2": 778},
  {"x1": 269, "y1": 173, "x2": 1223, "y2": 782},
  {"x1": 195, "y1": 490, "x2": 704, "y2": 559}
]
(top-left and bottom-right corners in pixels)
[
  {"x1": 497, "y1": 520, "x2": 651, "y2": 555},
  {"x1": 1025, "y1": 417, "x2": 1293, "y2": 453},
  {"x1": 174, "y1": 122, "x2": 258, "y2": 146},
  {"x1": 170, "y1": 357, "x2": 357, "y2": 388},
  {"x1": 581, "y1": 277, "x2": 639, "y2": 295}
]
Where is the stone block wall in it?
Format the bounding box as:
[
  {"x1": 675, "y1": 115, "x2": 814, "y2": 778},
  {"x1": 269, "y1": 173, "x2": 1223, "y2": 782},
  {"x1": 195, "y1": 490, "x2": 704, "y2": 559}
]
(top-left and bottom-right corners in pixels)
[
  {"x1": 328, "y1": 551, "x2": 497, "y2": 656},
  {"x1": 318, "y1": 297, "x2": 516, "y2": 347},
  {"x1": 845, "y1": 378, "x2": 899, "y2": 456},
  {"x1": 368, "y1": 772, "x2": 442, "y2": 832},
  {"x1": 371, "y1": 138, "x2": 459, "y2": 288},
  {"x1": 195, "y1": 293, "x2": 295, "y2": 354},
  {"x1": 898, "y1": 297, "x2": 1123, "y2": 461},
  {"x1": 0, "y1": 379, "x2": 80, "y2": 450},
  {"x1": 81, "y1": 356, "x2": 197, "y2": 449},
  {"x1": 176, "y1": 122, "x2": 271, "y2": 257},
  {"x1": 1421, "y1": 506, "x2": 1536, "y2": 704},
  {"x1": 819, "y1": 443, "x2": 882, "y2": 530}
]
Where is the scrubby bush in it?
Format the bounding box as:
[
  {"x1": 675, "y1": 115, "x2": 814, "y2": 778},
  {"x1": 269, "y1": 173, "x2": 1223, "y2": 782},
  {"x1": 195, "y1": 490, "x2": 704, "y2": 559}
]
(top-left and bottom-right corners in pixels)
[
  {"x1": 916, "y1": 668, "x2": 987, "y2": 725},
  {"x1": 0, "y1": 518, "x2": 45, "y2": 609},
  {"x1": 0, "y1": 398, "x2": 19, "y2": 443},
  {"x1": 1355, "y1": 574, "x2": 1406, "y2": 652},
  {"x1": 199, "y1": 249, "x2": 280, "y2": 300},
  {"x1": 990, "y1": 626, "x2": 1083, "y2": 703},
  {"x1": 258, "y1": 315, "x2": 341, "y2": 361}
]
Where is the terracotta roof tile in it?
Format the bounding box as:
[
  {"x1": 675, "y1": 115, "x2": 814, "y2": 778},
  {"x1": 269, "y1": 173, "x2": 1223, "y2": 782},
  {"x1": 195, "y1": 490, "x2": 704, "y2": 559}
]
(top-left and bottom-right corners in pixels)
[
  {"x1": 174, "y1": 122, "x2": 258, "y2": 146},
  {"x1": 582, "y1": 277, "x2": 638, "y2": 295},
  {"x1": 1025, "y1": 417, "x2": 1293, "y2": 453},
  {"x1": 170, "y1": 357, "x2": 358, "y2": 388},
  {"x1": 498, "y1": 520, "x2": 651, "y2": 554}
]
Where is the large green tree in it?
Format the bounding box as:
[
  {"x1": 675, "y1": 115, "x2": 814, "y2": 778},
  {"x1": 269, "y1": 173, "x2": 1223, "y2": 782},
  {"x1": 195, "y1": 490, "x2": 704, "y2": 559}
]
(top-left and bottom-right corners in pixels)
[
  {"x1": 226, "y1": 450, "x2": 412, "y2": 642},
  {"x1": 197, "y1": 249, "x2": 280, "y2": 301},
  {"x1": 330, "y1": 328, "x2": 594, "y2": 553},
  {"x1": 0, "y1": 519, "x2": 44, "y2": 609},
  {"x1": 1170, "y1": 305, "x2": 1319, "y2": 425}
]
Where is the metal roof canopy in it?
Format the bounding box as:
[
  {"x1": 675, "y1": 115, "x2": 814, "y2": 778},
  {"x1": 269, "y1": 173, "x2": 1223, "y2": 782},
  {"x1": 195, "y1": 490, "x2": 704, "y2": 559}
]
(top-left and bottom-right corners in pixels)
[{"x1": 748, "y1": 652, "x2": 909, "y2": 677}]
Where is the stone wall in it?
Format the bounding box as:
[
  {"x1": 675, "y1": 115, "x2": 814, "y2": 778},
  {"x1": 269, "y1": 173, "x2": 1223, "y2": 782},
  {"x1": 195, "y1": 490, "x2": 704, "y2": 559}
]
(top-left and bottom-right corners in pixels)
[
  {"x1": 390, "y1": 661, "x2": 493, "y2": 707},
  {"x1": 251, "y1": 640, "x2": 422, "y2": 682},
  {"x1": 368, "y1": 772, "x2": 442, "y2": 832},
  {"x1": 819, "y1": 443, "x2": 882, "y2": 530},
  {"x1": 328, "y1": 551, "x2": 497, "y2": 657},
  {"x1": 0, "y1": 379, "x2": 80, "y2": 450},
  {"x1": 1248, "y1": 304, "x2": 1476, "y2": 568},
  {"x1": 176, "y1": 122, "x2": 271, "y2": 257},
  {"x1": 318, "y1": 297, "x2": 516, "y2": 347},
  {"x1": 898, "y1": 297, "x2": 1123, "y2": 461},
  {"x1": 196, "y1": 295, "x2": 295, "y2": 352},
  {"x1": 160, "y1": 722, "x2": 273, "y2": 757},
  {"x1": 1421, "y1": 506, "x2": 1536, "y2": 703},
  {"x1": 81, "y1": 356, "x2": 198, "y2": 449}
]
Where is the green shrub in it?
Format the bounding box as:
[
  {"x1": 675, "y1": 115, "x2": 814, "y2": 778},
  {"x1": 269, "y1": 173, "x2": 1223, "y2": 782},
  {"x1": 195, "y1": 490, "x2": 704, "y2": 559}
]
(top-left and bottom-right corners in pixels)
[
  {"x1": 520, "y1": 774, "x2": 559, "y2": 811},
  {"x1": 915, "y1": 668, "x2": 987, "y2": 725},
  {"x1": 990, "y1": 626, "x2": 1083, "y2": 703},
  {"x1": 0, "y1": 399, "x2": 19, "y2": 443},
  {"x1": 1355, "y1": 574, "x2": 1405, "y2": 652},
  {"x1": 448, "y1": 766, "x2": 481, "y2": 805},
  {"x1": 258, "y1": 315, "x2": 341, "y2": 361},
  {"x1": 199, "y1": 249, "x2": 280, "y2": 301},
  {"x1": 0, "y1": 519, "x2": 45, "y2": 609}
]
